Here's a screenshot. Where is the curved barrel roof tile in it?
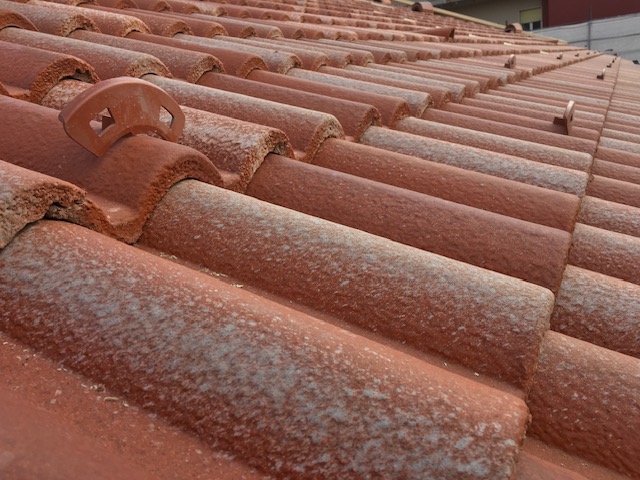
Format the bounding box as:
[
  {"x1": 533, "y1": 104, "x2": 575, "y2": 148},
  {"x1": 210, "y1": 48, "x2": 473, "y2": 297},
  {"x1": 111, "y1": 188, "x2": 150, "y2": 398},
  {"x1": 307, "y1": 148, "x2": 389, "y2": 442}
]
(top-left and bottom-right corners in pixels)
[{"x1": 1, "y1": 0, "x2": 639, "y2": 478}]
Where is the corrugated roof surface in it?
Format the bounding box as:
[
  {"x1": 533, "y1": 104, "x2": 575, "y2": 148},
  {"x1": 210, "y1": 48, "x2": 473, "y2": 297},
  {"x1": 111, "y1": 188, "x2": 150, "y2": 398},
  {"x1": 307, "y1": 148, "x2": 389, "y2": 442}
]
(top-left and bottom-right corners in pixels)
[{"x1": 0, "y1": 0, "x2": 638, "y2": 478}]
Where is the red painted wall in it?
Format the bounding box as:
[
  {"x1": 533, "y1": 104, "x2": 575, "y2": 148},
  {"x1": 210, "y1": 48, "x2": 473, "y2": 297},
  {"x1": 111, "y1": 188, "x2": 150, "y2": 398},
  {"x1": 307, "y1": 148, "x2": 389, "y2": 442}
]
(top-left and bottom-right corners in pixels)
[{"x1": 546, "y1": 0, "x2": 640, "y2": 26}]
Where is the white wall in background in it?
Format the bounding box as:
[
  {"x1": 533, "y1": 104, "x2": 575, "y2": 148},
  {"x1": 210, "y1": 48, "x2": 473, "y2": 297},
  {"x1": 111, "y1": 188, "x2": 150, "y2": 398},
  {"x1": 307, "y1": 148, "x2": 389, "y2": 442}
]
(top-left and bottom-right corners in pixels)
[{"x1": 539, "y1": 13, "x2": 640, "y2": 61}]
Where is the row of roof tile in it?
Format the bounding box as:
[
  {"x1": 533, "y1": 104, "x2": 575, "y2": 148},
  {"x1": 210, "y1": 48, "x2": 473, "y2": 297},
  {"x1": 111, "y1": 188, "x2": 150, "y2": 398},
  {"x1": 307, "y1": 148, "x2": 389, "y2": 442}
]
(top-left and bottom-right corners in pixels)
[{"x1": 1, "y1": 0, "x2": 639, "y2": 478}]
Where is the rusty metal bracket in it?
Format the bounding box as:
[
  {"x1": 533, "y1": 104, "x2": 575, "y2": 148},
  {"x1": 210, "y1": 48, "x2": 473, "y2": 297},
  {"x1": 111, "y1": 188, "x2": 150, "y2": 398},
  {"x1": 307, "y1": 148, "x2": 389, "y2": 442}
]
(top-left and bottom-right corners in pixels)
[
  {"x1": 58, "y1": 77, "x2": 185, "y2": 157},
  {"x1": 504, "y1": 54, "x2": 516, "y2": 69},
  {"x1": 597, "y1": 68, "x2": 606, "y2": 80},
  {"x1": 553, "y1": 100, "x2": 575, "y2": 135}
]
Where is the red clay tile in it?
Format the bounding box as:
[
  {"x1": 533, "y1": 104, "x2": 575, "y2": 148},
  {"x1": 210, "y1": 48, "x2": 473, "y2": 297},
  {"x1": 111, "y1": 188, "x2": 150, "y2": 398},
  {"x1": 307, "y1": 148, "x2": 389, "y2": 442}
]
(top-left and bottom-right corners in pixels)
[
  {"x1": 0, "y1": 95, "x2": 221, "y2": 242},
  {"x1": 587, "y1": 174, "x2": 640, "y2": 208},
  {"x1": 396, "y1": 117, "x2": 594, "y2": 172},
  {"x1": 346, "y1": 64, "x2": 463, "y2": 104},
  {"x1": 246, "y1": 154, "x2": 571, "y2": 292},
  {"x1": 318, "y1": 38, "x2": 406, "y2": 62},
  {"x1": 288, "y1": 67, "x2": 432, "y2": 116},
  {"x1": 175, "y1": 34, "x2": 301, "y2": 73},
  {"x1": 151, "y1": 11, "x2": 229, "y2": 37},
  {"x1": 68, "y1": 30, "x2": 223, "y2": 82},
  {"x1": 2, "y1": 3, "x2": 639, "y2": 478},
  {"x1": 551, "y1": 265, "x2": 640, "y2": 358},
  {"x1": 443, "y1": 102, "x2": 600, "y2": 141},
  {"x1": 195, "y1": 13, "x2": 282, "y2": 38},
  {"x1": 569, "y1": 223, "x2": 640, "y2": 286},
  {"x1": 360, "y1": 126, "x2": 589, "y2": 195},
  {"x1": 87, "y1": 5, "x2": 191, "y2": 35},
  {"x1": 224, "y1": 2, "x2": 272, "y2": 19},
  {"x1": 595, "y1": 146, "x2": 640, "y2": 169},
  {"x1": 494, "y1": 85, "x2": 609, "y2": 115},
  {"x1": 141, "y1": 179, "x2": 554, "y2": 388},
  {"x1": 378, "y1": 62, "x2": 481, "y2": 96},
  {"x1": 417, "y1": 58, "x2": 514, "y2": 85},
  {"x1": 0, "y1": 161, "x2": 85, "y2": 248},
  {"x1": 201, "y1": 73, "x2": 378, "y2": 141},
  {"x1": 591, "y1": 158, "x2": 640, "y2": 184},
  {"x1": 95, "y1": 0, "x2": 139, "y2": 8},
  {"x1": 191, "y1": 13, "x2": 256, "y2": 37},
  {"x1": 248, "y1": 18, "x2": 306, "y2": 39},
  {"x1": 0, "y1": 332, "x2": 266, "y2": 480},
  {"x1": 528, "y1": 331, "x2": 640, "y2": 479},
  {"x1": 0, "y1": 0, "x2": 98, "y2": 35},
  {"x1": 0, "y1": 40, "x2": 97, "y2": 102},
  {"x1": 296, "y1": 38, "x2": 374, "y2": 65},
  {"x1": 0, "y1": 28, "x2": 171, "y2": 78},
  {"x1": 0, "y1": 388, "x2": 155, "y2": 480},
  {"x1": 1, "y1": 220, "x2": 532, "y2": 479},
  {"x1": 147, "y1": 75, "x2": 343, "y2": 161},
  {"x1": 421, "y1": 108, "x2": 598, "y2": 155},
  {"x1": 515, "y1": 452, "x2": 588, "y2": 480},
  {"x1": 313, "y1": 139, "x2": 580, "y2": 231},
  {"x1": 40, "y1": 76, "x2": 292, "y2": 192},
  {"x1": 471, "y1": 93, "x2": 605, "y2": 130},
  {"x1": 213, "y1": 36, "x2": 329, "y2": 70},
  {"x1": 578, "y1": 195, "x2": 640, "y2": 238},
  {"x1": 271, "y1": 37, "x2": 352, "y2": 67},
  {"x1": 600, "y1": 135, "x2": 640, "y2": 156},
  {"x1": 127, "y1": 31, "x2": 269, "y2": 76},
  {"x1": 129, "y1": 0, "x2": 171, "y2": 11},
  {"x1": 58, "y1": 1, "x2": 152, "y2": 35},
  {"x1": 247, "y1": 69, "x2": 410, "y2": 126},
  {"x1": 0, "y1": 7, "x2": 37, "y2": 30},
  {"x1": 604, "y1": 120, "x2": 640, "y2": 137}
]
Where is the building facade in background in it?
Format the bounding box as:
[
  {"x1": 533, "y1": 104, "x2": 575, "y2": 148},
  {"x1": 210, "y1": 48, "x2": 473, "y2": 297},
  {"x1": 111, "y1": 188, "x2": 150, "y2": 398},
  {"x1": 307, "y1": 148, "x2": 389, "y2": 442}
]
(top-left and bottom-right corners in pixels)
[
  {"x1": 432, "y1": 0, "x2": 640, "y2": 30},
  {"x1": 431, "y1": 0, "x2": 640, "y2": 60}
]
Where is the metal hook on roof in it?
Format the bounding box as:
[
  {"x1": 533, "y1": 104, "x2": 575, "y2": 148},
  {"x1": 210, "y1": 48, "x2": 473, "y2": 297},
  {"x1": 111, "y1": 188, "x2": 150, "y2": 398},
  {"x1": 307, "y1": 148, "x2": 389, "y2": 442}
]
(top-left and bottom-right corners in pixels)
[
  {"x1": 553, "y1": 100, "x2": 576, "y2": 135},
  {"x1": 557, "y1": 53, "x2": 563, "y2": 60},
  {"x1": 58, "y1": 77, "x2": 185, "y2": 157},
  {"x1": 597, "y1": 68, "x2": 606, "y2": 80}
]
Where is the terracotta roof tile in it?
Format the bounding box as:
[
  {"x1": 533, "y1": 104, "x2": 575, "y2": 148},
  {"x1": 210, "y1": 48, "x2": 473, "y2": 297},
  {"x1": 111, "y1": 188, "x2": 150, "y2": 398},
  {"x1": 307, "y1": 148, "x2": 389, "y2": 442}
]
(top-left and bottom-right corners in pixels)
[
  {"x1": 1, "y1": 0, "x2": 640, "y2": 477},
  {"x1": 204, "y1": 74, "x2": 379, "y2": 141},
  {"x1": 246, "y1": 154, "x2": 571, "y2": 292},
  {"x1": 0, "y1": 6, "x2": 37, "y2": 30},
  {"x1": 247, "y1": 68, "x2": 410, "y2": 126},
  {"x1": 0, "y1": 94, "x2": 221, "y2": 241},
  {"x1": 0, "y1": 28, "x2": 171, "y2": 78},
  {"x1": 0, "y1": 0, "x2": 98, "y2": 35},
  {"x1": 528, "y1": 332, "x2": 640, "y2": 479},
  {"x1": 288, "y1": 68, "x2": 432, "y2": 115},
  {"x1": 0, "y1": 160, "x2": 85, "y2": 248},
  {"x1": 360, "y1": 125, "x2": 589, "y2": 195},
  {"x1": 2, "y1": 220, "x2": 531, "y2": 479},
  {"x1": 0, "y1": 40, "x2": 97, "y2": 102},
  {"x1": 127, "y1": 31, "x2": 269, "y2": 76},
  {"x1": 147, "y1": 75, "x2": 343, "y2": 160},
  {"x1": 397, "y1": 113, "x2": 593, "y2": 171},
  {"x1": 139, "y1": 180, "x2": 554, "y2": 389},
  {"x1": 313, "y1": 139, "x2": 580, "y2": 231},
  {"x1": 68, "y1": 30, "x2": 223, "y2": 81}
]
